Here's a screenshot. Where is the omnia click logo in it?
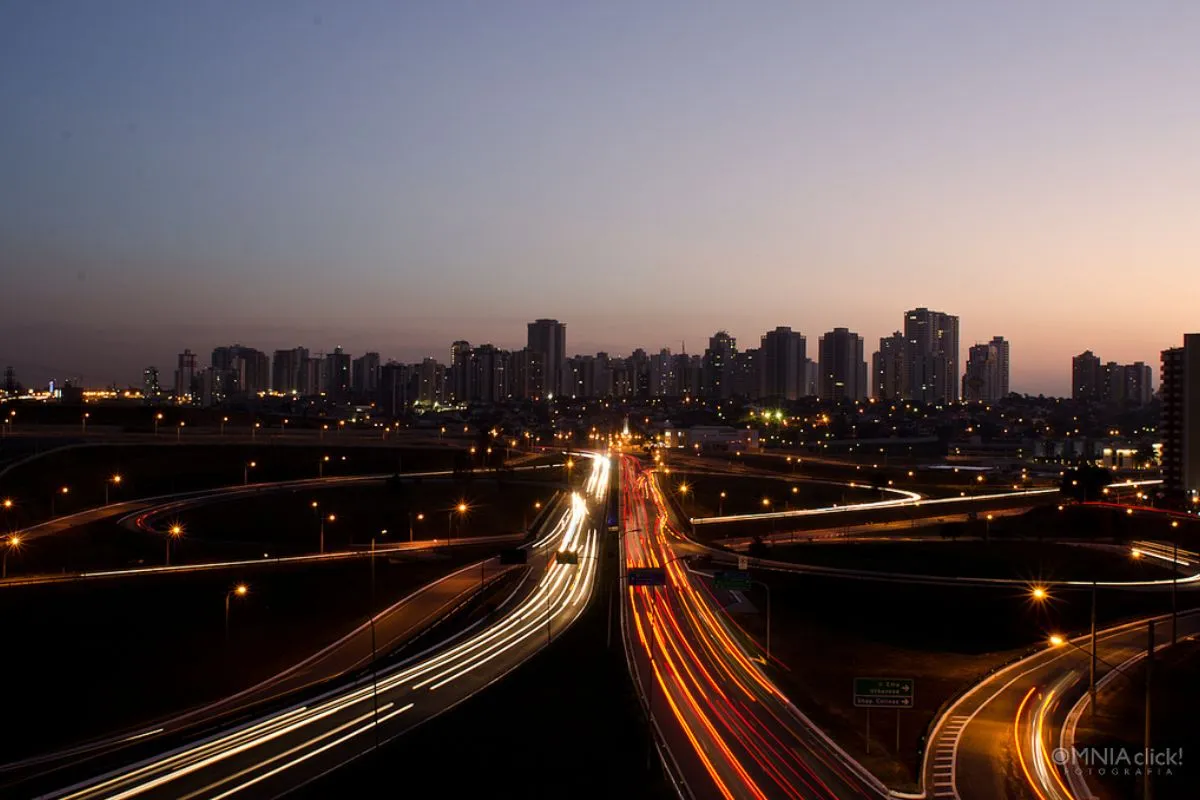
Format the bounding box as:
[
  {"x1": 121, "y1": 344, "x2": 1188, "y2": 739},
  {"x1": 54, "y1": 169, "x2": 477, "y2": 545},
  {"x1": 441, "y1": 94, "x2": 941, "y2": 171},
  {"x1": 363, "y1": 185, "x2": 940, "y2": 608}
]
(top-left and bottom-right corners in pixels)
[{"x1": 1051, "y1": 747, "x2": 1183, "y2": 777}]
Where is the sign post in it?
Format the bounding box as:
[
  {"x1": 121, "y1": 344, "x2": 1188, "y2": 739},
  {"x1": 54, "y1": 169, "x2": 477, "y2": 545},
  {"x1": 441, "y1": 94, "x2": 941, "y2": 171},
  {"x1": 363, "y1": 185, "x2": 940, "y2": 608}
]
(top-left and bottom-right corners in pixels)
[
  {"x1": 713, "y1": 570, "x2": 752, "y2": 591},
  {"x1": 854, "y1": 678, "x2": 914, "y2": 755}
]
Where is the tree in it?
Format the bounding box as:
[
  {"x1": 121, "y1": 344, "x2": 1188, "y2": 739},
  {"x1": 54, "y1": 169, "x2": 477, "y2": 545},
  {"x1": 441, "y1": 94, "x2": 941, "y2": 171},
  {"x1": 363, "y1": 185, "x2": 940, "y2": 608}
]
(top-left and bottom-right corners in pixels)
[{"x1": 1060, "y1": 465, "x2": 1112, "y2": 502}]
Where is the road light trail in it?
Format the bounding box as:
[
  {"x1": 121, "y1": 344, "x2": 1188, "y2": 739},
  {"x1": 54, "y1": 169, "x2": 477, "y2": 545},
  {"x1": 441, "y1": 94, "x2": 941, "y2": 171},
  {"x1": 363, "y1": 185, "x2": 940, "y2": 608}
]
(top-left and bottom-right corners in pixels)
[
  {"x1": 619, "y1": 455, "x2": 885, "y2": 800},
  {"x1": 49, "y1": 456, "x2": 611, "y2": 800}
]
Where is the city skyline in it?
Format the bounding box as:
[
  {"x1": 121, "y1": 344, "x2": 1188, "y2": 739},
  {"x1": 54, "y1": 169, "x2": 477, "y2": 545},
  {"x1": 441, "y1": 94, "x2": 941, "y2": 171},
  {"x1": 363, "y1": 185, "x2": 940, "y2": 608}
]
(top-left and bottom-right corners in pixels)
[{"x1": 5, "y1": 2, "x2": 1199, "y2": 393}]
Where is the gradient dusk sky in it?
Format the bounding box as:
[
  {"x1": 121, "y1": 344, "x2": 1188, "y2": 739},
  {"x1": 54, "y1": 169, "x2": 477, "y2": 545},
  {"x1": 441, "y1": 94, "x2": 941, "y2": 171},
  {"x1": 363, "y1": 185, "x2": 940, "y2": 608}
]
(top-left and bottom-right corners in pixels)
[{"x1": 3, "y1": 1, "x2": 1198, "y2": 394}]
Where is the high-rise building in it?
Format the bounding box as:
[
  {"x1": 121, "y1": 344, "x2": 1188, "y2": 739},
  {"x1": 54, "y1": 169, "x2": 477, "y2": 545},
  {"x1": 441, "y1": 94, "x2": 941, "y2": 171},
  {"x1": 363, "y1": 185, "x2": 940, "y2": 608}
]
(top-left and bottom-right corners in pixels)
[
  {"x1": 417, "y1": 357, "x2": 446, "y2": 405},
  {"x1": 703, "y1": 331, "x2": 737, "y2": 399},
  {"x1": 378, "y1": 361, "x2": 413, "y2": 416},
  {"x1": 730, "y1": 348, "x2": 761, "y2": 399},
  {"x1": 352, "y1": 352, "x2": 381, "y2": 398},
  {"x1": 872, "y1": 332, "x2": 905, "y2": 401},
  {"x1": 1072, "y1": 350, "x2": 1102, "y2": 401},
  {"x1": 325, "y1": 346, "x2": 351, "y2": 401},
  {"x1": 449, "y1": 341, "x2": 472, "y2": 404},
  {"x1": 510, "y1": 348, "x2": 545, "y2": 399},
  {"x1": 903, "y1": 308, "x2": 960, "y2": 403},
  {"x1": 1161, "y1": 335, "x2": 1200, "y2": 501},
  {"x1": 174, "y1": 349, "x2": 197, "y2": 402},
  {"x1": 527, "y1": 320, "x2": 566, "y2": 399},
  {"x1": 142, "y1": 367, "x2": 160, "y2": 402},
  {"x1": 1124, "y1": 362, "x2": 1153, "y2": 406},
  {"x1": 818, "y1": 328, "x2": 867, "y2": 402},
  {"x1": 803, "y1": 359, "x2": 818, "y2": 398},
  {"x1": 760, "y1": 327, "x2": 806, "y2": 400},
  {"x1": 272, "y1": 347, "x2": 308, "y2": 394},
  {"x1": 649, "y1": 349, "x2": 674, "y2": 397},
  {"x1": 211, "y1": 345, "x2": 268, "y2": 396},
  {"x1": 962, "y1": 336, "x2": 1009, "y2": 403}
]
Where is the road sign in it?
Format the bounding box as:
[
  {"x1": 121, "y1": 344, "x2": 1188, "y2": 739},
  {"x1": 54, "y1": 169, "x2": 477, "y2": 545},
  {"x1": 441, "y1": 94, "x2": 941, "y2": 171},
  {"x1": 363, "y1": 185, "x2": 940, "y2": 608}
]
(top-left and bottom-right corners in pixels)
[
  {"x1": 627, "y1": 567, "x2": 667, "y2": 587},
  {"x1": 853, "y1": 677, "x2": 915, "y2": 708},
  {"x1": 737, "y1": 556, "x2": 748, "y2": 571},
  {"x1": 714, "y1": 570, "x2": 752, "y2": 591},
  {"x1": 554, "y1": 550, "x2": 579, "y2": 565}
]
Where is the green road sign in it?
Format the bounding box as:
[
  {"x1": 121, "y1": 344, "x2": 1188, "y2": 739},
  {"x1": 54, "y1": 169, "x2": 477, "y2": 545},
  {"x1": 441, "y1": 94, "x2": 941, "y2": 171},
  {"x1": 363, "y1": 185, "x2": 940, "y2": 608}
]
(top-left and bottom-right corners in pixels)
[
  {"x1": 713, "y1": 570, "x2": 752, "y2": 591},
  {"x1": 554, "y1": 550, "x2": 579, "y2": 565},
  {"x1": 853, "y1": 677, "x2": 914, "y2": 708}
]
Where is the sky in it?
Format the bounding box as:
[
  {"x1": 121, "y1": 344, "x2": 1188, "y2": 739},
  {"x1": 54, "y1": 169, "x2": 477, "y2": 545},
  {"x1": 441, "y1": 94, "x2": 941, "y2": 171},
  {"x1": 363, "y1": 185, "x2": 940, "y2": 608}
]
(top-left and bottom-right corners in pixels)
[{"x1": 2, "y1": 1, "x2": 1199, "y2": 395}]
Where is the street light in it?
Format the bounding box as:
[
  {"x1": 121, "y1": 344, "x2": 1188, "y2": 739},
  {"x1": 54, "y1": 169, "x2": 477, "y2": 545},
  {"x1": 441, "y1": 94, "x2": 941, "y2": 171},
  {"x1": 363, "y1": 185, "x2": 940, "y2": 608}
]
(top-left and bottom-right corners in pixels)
[
  {"x1": 319, "y1": 454, "x2": 330, "y2": 478},
  {"x1": 409, "y1": 511, "x2": 425, "y2": 542},
  {"x1": 1048, "y1": 633, "x2": 1066, "y2": 648},
  {"x1": 1171, "y1": 520, "x2": 1181, "y2": 644},
  {"x1": 449, "y1": 503, "x2": 467, "y2": 541},
  {"x1": 153, "y1": 412, "x2": 164, "y2": 436},
  {"x1": 320, "y1": 513, "x2": 335, "y2": 554},
  {"x1": 176, "y1": 420, "x2": 185, "y2": 443},
  {"x1": 225, "y1": 583, "x2": 248, "y2": 642},
  {"x1": 244, "y1": 460, "x2": 256, "y2": 485},
  {"x1": 105, "y1": 474, "x2": 122, "y2": 505},
  {"x1": 2, "y1": 534, "x2": 21, "y2": 579},
  {"x1": 81, "y1": 411, "x2": 90, "y2": 435},
  {"x1": 221, "y1": 416, "x2": 229, "y2": 436},
  {"x1": 166, "y1": 524, "x2": 183, "y2": 566},
  {"x1": 719, "y1": 491, "x2": 727, "y2": 516},
  {"x1": 252, "y1": 421, "x2": 260, "y2": 441},
  {"x1": 51, "y1": 485, "x2": 69, "y2": 517}
]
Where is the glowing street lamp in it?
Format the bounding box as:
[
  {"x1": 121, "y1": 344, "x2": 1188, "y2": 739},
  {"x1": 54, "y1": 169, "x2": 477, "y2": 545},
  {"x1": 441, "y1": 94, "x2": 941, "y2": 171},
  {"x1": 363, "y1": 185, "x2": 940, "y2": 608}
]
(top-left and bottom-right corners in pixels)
[
  {"x1": 221, "y1": 416, "x2": 229, "y2": 436},
  {"x1": 2, "y1": 534, "x2": 21, "y2": 579},
  {"x1": 81, "y1": 411, "x2": 90, "y2": 435},
  {"x1": 1031, "y1": 586, "x2": 1049, "y2": 602},
  {"x1": 319, "y1": 454, "x2": 330, "y2": 478},
  {"x1": 176, "y1": 420, "x2": 185, "y2": 443},
  {"x1": 449, "y1": 502, "x2": 468, "y2": 541},
  {"x1": 105, "y1": 474, "x2": 122, "y2": 505},
  {"x1": 320, "y1": 513, "x2": 335, "y2": 554},
  {"x1": 719, "y1": 491, "x2": 727, "y2": 516},
  {"x1": 1048, "y1": 634, "x2": 1066, "y2": 648},
  {"x1": 225, "y1": 583, "x2": 249, "y2": 642},
  {"x1": 166, "y1": 524, "x2": 183, "y2": 566},
  {"x1": 244, "y1": 460, "x2": 256, "y2": 485},
  {"x1": 154, "y1": 412, "x2": 164, "y2": 436}
]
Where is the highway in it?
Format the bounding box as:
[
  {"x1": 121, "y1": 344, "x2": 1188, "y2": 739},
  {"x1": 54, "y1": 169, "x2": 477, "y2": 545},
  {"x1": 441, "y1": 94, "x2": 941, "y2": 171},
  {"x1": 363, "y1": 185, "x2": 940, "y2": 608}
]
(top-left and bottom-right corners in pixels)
[
  {"x1": 618, "y1": 454, "x2": 888, "y2": 800},
  {"x1": 924, "y1": 607, "x2": 1200, "y2": 800},
  {"x1": 44, "y1": 454, "x2": 611, "y2": 800}
]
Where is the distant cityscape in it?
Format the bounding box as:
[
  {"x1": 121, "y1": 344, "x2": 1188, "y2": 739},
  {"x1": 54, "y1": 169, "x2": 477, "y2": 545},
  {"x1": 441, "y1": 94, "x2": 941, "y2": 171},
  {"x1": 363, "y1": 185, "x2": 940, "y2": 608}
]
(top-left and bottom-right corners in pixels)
[{"x1": 3, "y1": 312, "x2": 1196, "y2": 504}]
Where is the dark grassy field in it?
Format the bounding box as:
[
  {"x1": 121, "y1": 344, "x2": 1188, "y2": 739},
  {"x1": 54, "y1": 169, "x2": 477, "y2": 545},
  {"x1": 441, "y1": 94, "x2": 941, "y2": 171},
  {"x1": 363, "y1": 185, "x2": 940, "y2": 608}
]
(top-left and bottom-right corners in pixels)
[
  {"x1": 721, "y1": 569, "x2": 1200, "y2": 791},
  {"x1": 1074, "y1": 638, "x2": 1200, "y2": 800},
  {"x1": 297, "y1": 530, "x2": 674, "y2": 800},
  {"x1": 0, "y1": 545, "x2": 501, "y2": 760},
  {"x1": 0, "y1": 443, "x2": 461, "y2": 525},
  {"x1": 760, "y1": 539, "x2": 1176, "y2": 583}
]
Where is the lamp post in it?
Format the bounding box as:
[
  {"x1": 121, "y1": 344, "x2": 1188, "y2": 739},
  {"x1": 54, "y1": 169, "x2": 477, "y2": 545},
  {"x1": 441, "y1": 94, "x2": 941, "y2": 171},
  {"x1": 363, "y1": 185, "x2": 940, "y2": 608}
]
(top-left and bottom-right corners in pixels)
[
  {"x1": 244, "y1": 461, "x2": 256, "y2": 485},
  {"x1": 1171, "y1": 520, "x2": 1180, "y2": 645},
  {"x1": 220, "y1": 416, "x2": 229, "y2": 437},
  {"x1": 409, "y1": 511, "x2": 424, "y2": 542},
  {"x1": 1034, "y1": 583, "x2": 1098, "y2": 718},
  {"x1": 154, "y1": 412, "x2": 163, "y2": 437},
  {"x1": 81, "y1": 411, "x2": 89, "y2": 435},
  {"x1": 225, "y1": 584, "x2": 248, "y2": 642},
  {"x1": 176, "y1": 421, "x2": 185, "y2": 443},
  {"x1": 719, "y1": 491, "x2": 726, "y2": 516},
  {"x1": 166, "y1": 524, "x2": 183, "y2": 566},
  {"x1": 2, "y1": 534, "x2": 20, "y2": 579},
  {"x1": 449, "y1": 503, "x2": 467, "y2": 541},
  {"x1": 51, "y1": 486, "x2": 69, "y2": 517},
  {"x1": 105, "y1": 474, "x2": 122, "y2": 505},
  {"x1": 252, "y1": 421, "x2": 260, "y2": 441},
  {"x1": 320, "y1": 513, "x2": 335, "y2": 554},
  {"x1": 319, "y1": 455, "x2": 330, "y2": 478}
]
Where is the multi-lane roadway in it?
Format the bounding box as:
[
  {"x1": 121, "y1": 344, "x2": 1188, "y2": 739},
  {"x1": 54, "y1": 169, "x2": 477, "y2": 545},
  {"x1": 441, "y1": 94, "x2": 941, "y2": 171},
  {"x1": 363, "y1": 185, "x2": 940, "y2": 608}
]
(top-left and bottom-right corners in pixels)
[{"x1": 41, "y1": 455, "x2": 611, "y2": 800}]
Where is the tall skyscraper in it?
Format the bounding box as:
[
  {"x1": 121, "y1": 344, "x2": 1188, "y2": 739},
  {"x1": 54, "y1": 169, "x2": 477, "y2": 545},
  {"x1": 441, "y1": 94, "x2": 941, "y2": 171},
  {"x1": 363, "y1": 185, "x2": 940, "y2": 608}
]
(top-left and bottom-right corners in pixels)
[
  {"x1": 325, "y1": 346, "x2": 351, "y2": 400},
  {"x1": 174, "y1": 349, "x2": 196, "y2": 402},
  {"x1": 1072, "y1": 350, "x2": 1102, "y2": 401},
  {"x1": 526, "y1": 320, "x2": 565, "y2": 399},
  {"x1": 903, "y1": 308, "x2": 960, "y2": 403},
  {"x1": 142, "y1": 367, "x2": 160, "y2": 402},
  {"x1": 703, "y1": 331, "x2": 737, "y2": 399},
  {"x1": 351, "y1": 352, "x2": 381, "y2": 398},
  {"x1": 818, "y1": 328, "x2": 867, "y2": 402},
  {"x1": 1161, "y1": 334, "x2": 1200, "y2": 501},
  {"x1": 760, "y1": 327, "x2": 806, "y2": 400},
  {"x1": 872, "y1": 331, "x2": 905, "y2": 401},
  {"x1": 962, "y1": 337, "x2": 1009, "y2": 403},
  {"x1": 378, "y1": 361, "x2": 413, "y2": 416},
  {"x1": 272, "y1": 347, "x2": 308, "y2": 393}
]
